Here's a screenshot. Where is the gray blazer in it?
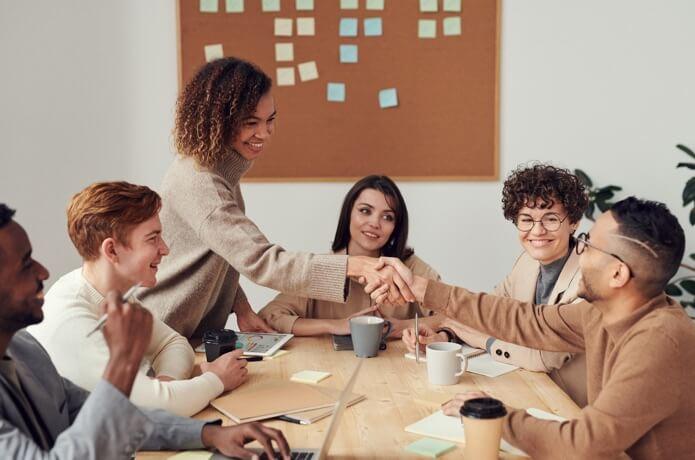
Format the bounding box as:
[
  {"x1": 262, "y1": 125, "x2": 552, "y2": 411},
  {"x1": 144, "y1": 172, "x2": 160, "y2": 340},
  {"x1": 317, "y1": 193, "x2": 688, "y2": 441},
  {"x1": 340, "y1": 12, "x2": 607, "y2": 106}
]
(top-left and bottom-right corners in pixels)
[{"x1": 0, "y1": 331, "x2": 212, "y2": 459}]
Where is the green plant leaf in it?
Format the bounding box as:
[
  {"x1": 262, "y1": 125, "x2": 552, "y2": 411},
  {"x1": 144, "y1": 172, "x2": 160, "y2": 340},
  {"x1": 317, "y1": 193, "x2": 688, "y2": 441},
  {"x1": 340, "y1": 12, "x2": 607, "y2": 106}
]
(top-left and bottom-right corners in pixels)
[
  {"x1": 594, "y1": 190, "x2": 615, "y2": 201},
  {"x1": 596, "y1": 200, "x2": 613, "y2": 212},
  {"x1": 682, "y1": 280, "x2": 695, "y2": 295},
  {"x1": 683, "y1": 177, "x2": 695, "y2": 206},
  {"x1": 690, "y1": 253, "x2": 695, "y2": 261},
  {"x1": 574, "y1": 169, "x2": 593, "y2": 187},
  {"x1": 690, "y1": 207, "x2": 695, "y2": 226},
  {"x1": 676, "y1": 162, "x2": 695, "y2": 170},
  {"x1": 677, "y1": 144, "x2": 695, "y2": 160},
  {"x1": 600, "y1": 185, "x2": 623, "y2": 192},
  {"x1": 665, "y1": 283, "x2": 683, "y2": 296},
  {"x1": 585, "y1": 202, "x2": 596, "y2": 221}
]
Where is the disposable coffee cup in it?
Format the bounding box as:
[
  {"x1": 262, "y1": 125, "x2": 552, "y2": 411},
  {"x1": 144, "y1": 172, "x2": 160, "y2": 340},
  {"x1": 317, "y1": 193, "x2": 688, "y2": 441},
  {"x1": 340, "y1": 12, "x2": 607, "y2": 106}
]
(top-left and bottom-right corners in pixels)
[
  {"x1": 203, "y1": 329, "x2": 238, "y2": 362},
  {"x1": 349, "y1": 316, "x2": 392, "y2": 358},
  {"x1": 460, "y1": 397, "x2": 507, "y2": 460}
]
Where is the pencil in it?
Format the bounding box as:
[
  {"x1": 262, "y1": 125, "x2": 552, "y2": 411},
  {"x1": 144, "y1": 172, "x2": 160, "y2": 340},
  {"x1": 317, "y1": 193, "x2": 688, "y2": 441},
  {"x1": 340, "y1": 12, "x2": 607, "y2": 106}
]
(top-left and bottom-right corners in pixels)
[
  {"x1": 415, "y1": 312, "x2": 420, "y2": 363},
  {"x1": 86, "y1": 283, "x2": 141, "y2": 337}
]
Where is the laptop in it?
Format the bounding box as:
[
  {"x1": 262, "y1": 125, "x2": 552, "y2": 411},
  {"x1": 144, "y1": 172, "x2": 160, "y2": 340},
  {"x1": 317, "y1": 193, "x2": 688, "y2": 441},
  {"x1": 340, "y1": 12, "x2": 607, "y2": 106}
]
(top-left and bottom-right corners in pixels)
[{"x1": 215, "y1": 359, "x2": 364, "y2": 460}]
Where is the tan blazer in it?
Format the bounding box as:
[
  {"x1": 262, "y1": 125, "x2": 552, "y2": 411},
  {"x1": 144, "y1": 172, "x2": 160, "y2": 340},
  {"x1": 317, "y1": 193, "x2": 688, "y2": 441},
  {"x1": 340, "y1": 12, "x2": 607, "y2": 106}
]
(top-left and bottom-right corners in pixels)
[
  {"x1": 442, "y1": 250, "x2": 588, "y2": 407},
  {"x1": 259, "y1": 252, "x2": 441, "y2": 333}
]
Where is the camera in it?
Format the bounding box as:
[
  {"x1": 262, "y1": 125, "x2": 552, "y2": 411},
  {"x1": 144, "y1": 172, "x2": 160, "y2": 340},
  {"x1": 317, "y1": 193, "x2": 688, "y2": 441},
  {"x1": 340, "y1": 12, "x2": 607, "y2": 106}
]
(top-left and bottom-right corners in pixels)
[{"x1": 202, "y1": 329, "x2": 238, "y2": 362}]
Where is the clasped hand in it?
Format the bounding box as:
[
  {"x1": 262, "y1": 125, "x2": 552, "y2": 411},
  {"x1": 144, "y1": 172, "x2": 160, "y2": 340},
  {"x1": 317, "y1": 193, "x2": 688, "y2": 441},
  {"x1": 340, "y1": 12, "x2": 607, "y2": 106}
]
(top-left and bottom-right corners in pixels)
[{"x1": 350, "y1": 256, "x2": 415, "y2": 306}]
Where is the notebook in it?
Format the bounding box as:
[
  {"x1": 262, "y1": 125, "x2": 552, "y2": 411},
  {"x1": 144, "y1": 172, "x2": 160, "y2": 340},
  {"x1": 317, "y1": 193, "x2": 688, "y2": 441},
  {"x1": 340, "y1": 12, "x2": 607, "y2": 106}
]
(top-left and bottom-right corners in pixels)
[
  {"x1": 210, "y1": 379, "x2": 337, "y2": 423},
  {"x1": 278, "y1": 390, "x2": 366, "y2": 424}
]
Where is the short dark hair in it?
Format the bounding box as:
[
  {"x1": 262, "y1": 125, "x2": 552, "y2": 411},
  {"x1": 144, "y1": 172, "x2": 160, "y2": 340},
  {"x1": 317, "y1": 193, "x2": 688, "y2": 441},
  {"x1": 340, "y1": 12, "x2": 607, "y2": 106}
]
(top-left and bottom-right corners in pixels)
[
  {"x1": 332, "y1": 175, "x2": 414, "y2": 261},
  {"x1": 611, "y1": 197, "x2": 685, "y2": 296},
  {"x1": 0, "y1": 204, "x2": 15, "y2": 229},
  {"x1": 502, "y1": 163, "x2": 589, "y2": 224}
]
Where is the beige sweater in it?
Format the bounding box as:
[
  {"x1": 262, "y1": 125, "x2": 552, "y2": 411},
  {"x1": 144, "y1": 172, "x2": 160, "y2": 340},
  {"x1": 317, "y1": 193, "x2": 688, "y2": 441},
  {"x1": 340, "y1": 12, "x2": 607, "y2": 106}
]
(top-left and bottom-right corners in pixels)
[
  {"x1": 28, "y1": 269, "x2": 224, "y2": 417},
  {"x1": 423, "y1": 280, "x2": 695, "y2": 459},
  {"x1": 140, "y1": 154, "x2": 349, "y2": 338},
  {"x1": 259, "y1": 252, "x2": 440, "y2": 332}
]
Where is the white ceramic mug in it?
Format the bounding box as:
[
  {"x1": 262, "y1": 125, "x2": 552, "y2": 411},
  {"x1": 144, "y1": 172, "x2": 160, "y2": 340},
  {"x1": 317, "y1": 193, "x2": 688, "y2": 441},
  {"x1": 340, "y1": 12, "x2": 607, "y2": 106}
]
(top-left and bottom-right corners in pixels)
[{"x1": 426, "y1": 342, "x2": 467, "y2": 385}]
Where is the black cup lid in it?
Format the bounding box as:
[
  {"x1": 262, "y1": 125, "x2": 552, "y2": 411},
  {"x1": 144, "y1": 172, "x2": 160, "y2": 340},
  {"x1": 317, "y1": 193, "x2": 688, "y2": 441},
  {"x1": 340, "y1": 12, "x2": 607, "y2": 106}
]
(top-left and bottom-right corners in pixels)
[
  {"x1": 203, "y1": 329, "x2": 237, "y2": 343},
  {"x1": 460, "y1": 397, "x2": 507, "y2": 419}
]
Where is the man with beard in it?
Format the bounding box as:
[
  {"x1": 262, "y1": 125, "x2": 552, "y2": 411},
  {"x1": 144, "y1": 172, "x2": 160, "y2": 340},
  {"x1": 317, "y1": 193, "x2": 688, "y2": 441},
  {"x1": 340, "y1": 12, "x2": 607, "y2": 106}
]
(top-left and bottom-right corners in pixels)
[
  {"x1": 374, "y1": 197, "x2": 695, "y2": 459},
  {"x1": 0, "y1": 204, "x2": 290, "y2": 459}
]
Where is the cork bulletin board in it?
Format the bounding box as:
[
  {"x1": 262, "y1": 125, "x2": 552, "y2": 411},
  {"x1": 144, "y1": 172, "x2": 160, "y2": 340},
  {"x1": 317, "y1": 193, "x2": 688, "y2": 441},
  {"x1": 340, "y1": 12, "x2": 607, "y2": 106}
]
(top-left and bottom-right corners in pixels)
[{"x1": 178, "y1": 0, "x2": 500, "y2": 181}]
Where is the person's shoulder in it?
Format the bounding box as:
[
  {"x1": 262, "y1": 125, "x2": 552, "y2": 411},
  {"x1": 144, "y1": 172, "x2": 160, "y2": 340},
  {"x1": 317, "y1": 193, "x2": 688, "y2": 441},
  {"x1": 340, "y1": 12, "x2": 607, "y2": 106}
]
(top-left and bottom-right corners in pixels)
[
  {"x1": 638, "y1": 299, "x2": 695, "y2": 346},
  {"x1": 9, "y1": 330, "x2": 53, "y2": 363}
]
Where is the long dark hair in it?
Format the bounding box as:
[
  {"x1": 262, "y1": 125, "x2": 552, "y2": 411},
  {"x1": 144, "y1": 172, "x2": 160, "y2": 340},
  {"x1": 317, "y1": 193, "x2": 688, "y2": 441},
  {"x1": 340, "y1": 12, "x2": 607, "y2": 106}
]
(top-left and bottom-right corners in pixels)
[{"x1": 332, "y1": 175, "x2": 414, "y2": 260}]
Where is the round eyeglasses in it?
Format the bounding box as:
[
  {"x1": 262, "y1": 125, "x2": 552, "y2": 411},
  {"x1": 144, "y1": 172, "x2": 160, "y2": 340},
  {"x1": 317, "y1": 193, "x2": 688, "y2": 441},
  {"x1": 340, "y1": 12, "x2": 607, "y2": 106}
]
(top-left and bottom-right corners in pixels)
[{"x1": 514, "y1": 213, "x2": 568, "y2": 232}]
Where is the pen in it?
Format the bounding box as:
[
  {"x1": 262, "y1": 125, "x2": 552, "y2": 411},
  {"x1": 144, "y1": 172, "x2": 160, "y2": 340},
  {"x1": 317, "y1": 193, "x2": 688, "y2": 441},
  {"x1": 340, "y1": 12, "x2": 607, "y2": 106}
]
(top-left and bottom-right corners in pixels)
[
  {"x1": 276, "y1": 415, "x2": 307, "y2": 425},
  {"x1": 86, "y1": 283, "x2": 141, "y2": 337},
  {"x1": 415, "y1": 312, "x2": 420, "y2": 363}
]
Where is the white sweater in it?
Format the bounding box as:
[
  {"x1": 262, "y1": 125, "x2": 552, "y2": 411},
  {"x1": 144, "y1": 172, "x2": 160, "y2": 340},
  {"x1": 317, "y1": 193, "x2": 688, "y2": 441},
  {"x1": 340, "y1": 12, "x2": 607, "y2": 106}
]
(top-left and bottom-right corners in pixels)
[{"x1": 28, "y1": 268, "x2": 224, "y2": 416}]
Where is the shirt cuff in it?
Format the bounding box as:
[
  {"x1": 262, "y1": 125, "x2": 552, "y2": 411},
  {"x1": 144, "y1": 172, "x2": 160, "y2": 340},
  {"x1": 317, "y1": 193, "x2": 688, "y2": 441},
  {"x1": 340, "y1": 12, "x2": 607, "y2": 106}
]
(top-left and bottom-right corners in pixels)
[{"x1": 485, "y1": 337, "x2": 496, "y2": 354}]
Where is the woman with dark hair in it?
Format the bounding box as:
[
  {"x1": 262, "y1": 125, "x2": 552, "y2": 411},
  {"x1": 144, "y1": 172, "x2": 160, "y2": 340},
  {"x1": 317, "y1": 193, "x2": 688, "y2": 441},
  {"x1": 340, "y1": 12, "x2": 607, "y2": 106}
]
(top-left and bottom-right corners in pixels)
[
  {"x1": 401, "y1": 163, "x2": 591, "y2": 406},
  {"x1": 139, "y1": 57, "x2": 413, "y2": 339},
  {"x1": 258, "y1": 175, "x2": 440, "y2": 337}
]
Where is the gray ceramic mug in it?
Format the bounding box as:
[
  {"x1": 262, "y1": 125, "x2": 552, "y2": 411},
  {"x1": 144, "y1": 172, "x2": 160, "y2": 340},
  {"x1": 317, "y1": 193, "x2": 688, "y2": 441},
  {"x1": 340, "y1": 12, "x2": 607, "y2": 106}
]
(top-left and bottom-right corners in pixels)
[{"x1": 349, "y1": 316, "x2": 392, "y2": 358}]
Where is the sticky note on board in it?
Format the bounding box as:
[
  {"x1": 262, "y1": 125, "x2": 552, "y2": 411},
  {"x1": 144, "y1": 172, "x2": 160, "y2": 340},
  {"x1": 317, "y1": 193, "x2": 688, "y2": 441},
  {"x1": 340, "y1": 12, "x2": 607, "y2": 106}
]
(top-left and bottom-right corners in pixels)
[
  {"x1": 274, "y1": 18, "x2": 293, "y2": 36},
  {"x1": 339, "y1": 18, "x2": 358, "y2": 37},
  {"x1": 405, "y1": 438, "x2": 456, "y2": 458},
  {"x1": 366, "y1": 0, "x2": 385, "y2": 10},
  {"x1": 262, "y1": 0, "x2": 281, "y2": 12},
  {"x1": 327, "y1": 83, "x2": 346, "y2": 102},
  {"x1": 297, "y1": 17, "x2": 315, "y2": 36},
  {"x1": 419, "y1": 0, "x2": 438, "y2": 13},
  {"x1": 296, "y1": 0, "x2": 314, "y2": 10},
  {"x1": 297, "y1": 61, "x2": 319, "y2": 81},
  {"x1": 200, "y1": 0, "x2": 218, "y2": 13},
  {"x1": 379, "y1": 88, "x2": 398, "y2": 108},
  {"x1": 291, "y1": 370, "x2": 331, "y2": 384},
  {"x1": 204, "y1": 44, "x2": 224, "y2": 62},
  {"x1": 225, "y1": 0, "x2": 244, "y2": 12},
  {"x1": 340, "y1": 0, "x2": 358, "y2": 9},
  {"x1": 418, "y1": 19, "x2": 437, "y2": 38},
  {"x1": 443, "y1": 0, "x2": 461, "y2": 12},
  {"x1": 275, "y1": 43, "x2": 294, "y2": 61},
  {"x1": 339, "y1": 44, "x2": 358, "y2": 63},
  {"x1": 443, "y1": 17, "x2": 461, "y2": 36},
  {"x1": 364, "y1": 17, "x2": 382, "y2": 36},
  {"x1": 276, "y1": 67, "x2": 295, "y2": 86},
  {"x1": 167, "y1": 451, "x2": 213, "y2": 460}
]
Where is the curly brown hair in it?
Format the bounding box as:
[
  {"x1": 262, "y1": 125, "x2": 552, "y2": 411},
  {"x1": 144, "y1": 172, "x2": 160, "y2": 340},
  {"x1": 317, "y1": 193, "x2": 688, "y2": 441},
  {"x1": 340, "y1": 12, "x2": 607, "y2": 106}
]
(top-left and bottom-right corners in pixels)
[
  {"x1": 174, "y1": 57, "x2": 272, "y2": 168},
  {"x1": 502, "y1": 163, "x2": 588, "y2": 224}
]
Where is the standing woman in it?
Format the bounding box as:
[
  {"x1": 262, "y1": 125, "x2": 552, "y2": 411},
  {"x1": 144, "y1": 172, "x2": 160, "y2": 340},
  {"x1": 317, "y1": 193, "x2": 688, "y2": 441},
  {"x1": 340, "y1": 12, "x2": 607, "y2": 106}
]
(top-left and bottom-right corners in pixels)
[
  {"x1": 259, "y1": 175, "x2": 440, "y2": 337},
  {"x1": 140, "y1": 57, "x2": 412, "y2": 338}
]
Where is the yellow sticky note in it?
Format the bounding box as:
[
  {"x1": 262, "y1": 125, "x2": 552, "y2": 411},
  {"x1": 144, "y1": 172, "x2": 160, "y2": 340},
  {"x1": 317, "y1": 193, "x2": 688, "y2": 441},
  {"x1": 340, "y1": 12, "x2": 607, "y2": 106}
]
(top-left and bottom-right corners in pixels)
[
  {"x1": 262, "y1": 0, "x2": 281, "y2": 12},
  {"x1": 297, "y1": 17, "x2": 315, "y2": 36},
  {"x1": 443, "y1": 0, "x2": 461, "y2": 12},
  {"x1": 266, "y1": 349, "x2": 290, "y2": 359},
  {"x1": 276, "y1": 67, "x2": 295, "y2": 86},
  {"x1": 168, "y1": 451, "x2": 212, "y2": 460},
  {"x1": 274, "y1": 18, "x2": 293, "y2": 36},
  {"x1": 443, "y1": 17, "x2": 461, "y2": 36},
  {"x1": 419, "y1": 0, "x2": 437, "y2": 13},
  {"x1": 296, "y1": 0, "x2": 314, "y2": 10},
  {"x1": 418, "y1": 19, "x2": 436, "y2": 39},
  {"x1": 225, "y1": 0, "x2": 244, "y2": 12},
  {"x1": 366, "y1": 0, "x2": 384, "y2": 10},
  {"x1": 275, "y1": 43, "x2": 294, "y2": 62},
  {"x1": 340, "y1": 0, "x2": 358, "y2": 9},
  {"x1": 200, "y1": 0, "x2": 219, "y2": 13},
  {"x1": 297, "y1": 61, "x2": 319, "y2": 81},
  {"x1": 204, "y1": 44, "x2": 224, "y2": 62},
  {"x1": 291, "y1": 370, "x2": 331, "y2": 384}
]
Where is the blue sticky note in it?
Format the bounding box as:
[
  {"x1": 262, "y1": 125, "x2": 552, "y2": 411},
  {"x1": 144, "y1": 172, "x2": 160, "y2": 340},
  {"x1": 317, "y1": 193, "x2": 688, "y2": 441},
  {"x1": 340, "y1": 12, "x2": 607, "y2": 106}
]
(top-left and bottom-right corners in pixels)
[
  {"x1": 296, "y1": 0, "x2": 314, "y2": 10},
  {"x1": 405, "y1": 438, "x2": 456, "y2": 458},
  {"x1": 327, "y1": 83, "x2": 346, "y2": 102},
  {"x1": 200, "y1": 0, "x2": 219, "y2": 13},
  {"x1": 379, "y1": 88, "x2": 398, "y2": 109},
  {"x1": 339, "y1": 18, "x2": 358, "y2": 37},
  {"x1": 262, "y1": 0, "x2": 281, "y2": 12},
  {"x1": 364, "y1": 17, "x2": 382, "y2": 36},
  {"x1": 225, "y1": 0, "x2": 244, "y2": 12},
  {"x1": 339, "y1": 45, "x2": 358, "y2": 63}
]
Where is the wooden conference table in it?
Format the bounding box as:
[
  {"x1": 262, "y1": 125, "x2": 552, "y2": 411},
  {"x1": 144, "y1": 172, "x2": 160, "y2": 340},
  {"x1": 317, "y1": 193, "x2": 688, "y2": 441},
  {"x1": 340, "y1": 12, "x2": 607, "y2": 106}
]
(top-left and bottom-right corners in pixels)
[{"x1": 138, "y1": 336, "x2": 581, "y2": 459}]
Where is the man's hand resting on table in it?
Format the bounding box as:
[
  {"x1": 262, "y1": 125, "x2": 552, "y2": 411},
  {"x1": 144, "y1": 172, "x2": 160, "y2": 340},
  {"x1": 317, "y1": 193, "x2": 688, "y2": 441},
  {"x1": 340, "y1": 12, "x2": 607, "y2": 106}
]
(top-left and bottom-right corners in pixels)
[{"x1": 201, "y1": 422, "x2": 291, "y2": 459}]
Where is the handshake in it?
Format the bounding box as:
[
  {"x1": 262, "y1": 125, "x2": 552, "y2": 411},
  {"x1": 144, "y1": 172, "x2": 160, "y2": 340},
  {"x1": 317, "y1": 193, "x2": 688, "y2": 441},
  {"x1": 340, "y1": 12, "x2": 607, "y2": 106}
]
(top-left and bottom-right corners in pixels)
[{"x1": 347, "y1": 255, "x2": 426, "y2": 306}]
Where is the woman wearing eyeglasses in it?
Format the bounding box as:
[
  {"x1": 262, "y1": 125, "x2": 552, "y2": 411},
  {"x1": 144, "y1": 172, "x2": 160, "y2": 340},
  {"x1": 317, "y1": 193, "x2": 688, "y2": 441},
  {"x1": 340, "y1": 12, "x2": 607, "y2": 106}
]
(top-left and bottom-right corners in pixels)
[{"x1": 403, "y1": 163, "x2": 590, "y2": 406}]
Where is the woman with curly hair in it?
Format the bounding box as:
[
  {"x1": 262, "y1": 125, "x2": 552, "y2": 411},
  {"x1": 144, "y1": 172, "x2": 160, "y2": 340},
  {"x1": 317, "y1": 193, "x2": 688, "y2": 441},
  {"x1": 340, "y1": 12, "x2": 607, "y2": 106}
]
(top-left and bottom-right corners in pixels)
[
  {"x1": 402, "y1": 163, "x2": 590, "y2": 406},
  {"x1": 259, "y1": 175, "x2": 441, "y2": 338},
  {"x1": 139, "y1": 57, "x2": 413, "y2": 339}
]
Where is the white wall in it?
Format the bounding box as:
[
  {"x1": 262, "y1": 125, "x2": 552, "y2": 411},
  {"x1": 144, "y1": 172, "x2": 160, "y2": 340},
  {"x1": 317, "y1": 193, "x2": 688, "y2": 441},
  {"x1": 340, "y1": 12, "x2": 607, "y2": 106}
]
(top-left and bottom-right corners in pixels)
[{"x1": 1, "y1": 0, "x2": 693, "y2": 312}]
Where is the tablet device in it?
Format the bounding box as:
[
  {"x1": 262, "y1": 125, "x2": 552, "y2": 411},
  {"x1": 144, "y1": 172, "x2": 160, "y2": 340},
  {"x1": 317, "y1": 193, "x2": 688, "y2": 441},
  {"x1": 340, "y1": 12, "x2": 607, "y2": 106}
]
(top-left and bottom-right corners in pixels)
[
  {"x1": 331, "y1": 334, "x2": 353, "y2": 351},
  {"x1": 194, "y1": 332, "x2": 293, "y2": 357}
]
